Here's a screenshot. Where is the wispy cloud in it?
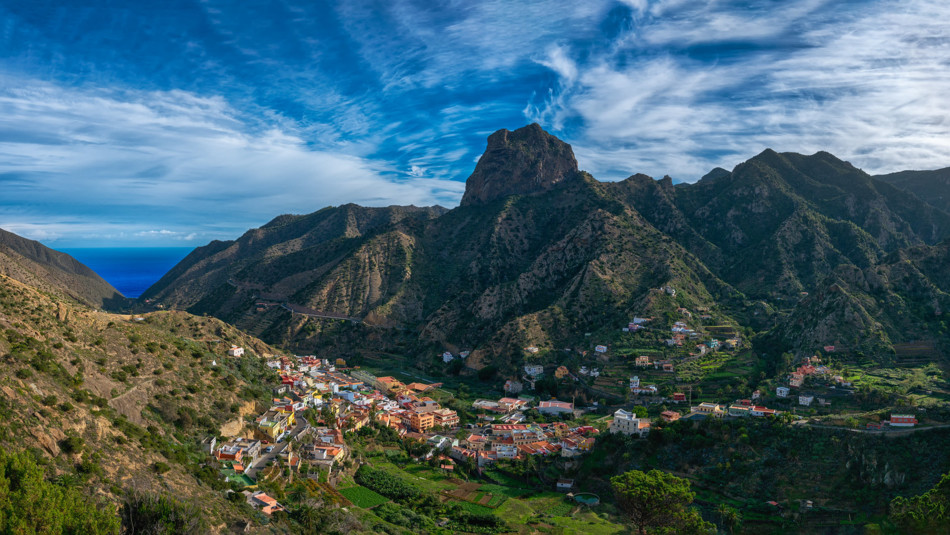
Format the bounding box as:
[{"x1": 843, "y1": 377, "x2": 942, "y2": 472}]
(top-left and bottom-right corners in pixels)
[
  {"x1": 1, "y1": 0, "x2": 949, "y2": 247},
  {"x1": 0, "y1": 82, "x2": 464, "y2": 246},
  {"x1": 529, "y1": 0, "x2": 950, "y2": 179}
]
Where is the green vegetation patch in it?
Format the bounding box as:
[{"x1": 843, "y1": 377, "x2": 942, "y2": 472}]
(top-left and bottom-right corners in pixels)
[{"x1": 339, "y1": 485, "x2": 389, "y2": 508}]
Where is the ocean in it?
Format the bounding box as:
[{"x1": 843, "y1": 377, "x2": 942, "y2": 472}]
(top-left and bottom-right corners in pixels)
[{"x1": 57, "y1": 247, "x2": 194, "y2": 299}]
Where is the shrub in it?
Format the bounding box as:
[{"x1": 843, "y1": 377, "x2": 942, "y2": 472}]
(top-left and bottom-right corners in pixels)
[
  {"x1": 153, "y1": 462, "x2": 171, "y2": 474},
  {"x1": 121, "y1": 490, "x2": 206, "y2": 534},
  {"x1": 60, "y1": 435, "x2": 85, "y2": 454},
  {"x1": 0, "y1": 448, "x2": 119, "y2": 533}
]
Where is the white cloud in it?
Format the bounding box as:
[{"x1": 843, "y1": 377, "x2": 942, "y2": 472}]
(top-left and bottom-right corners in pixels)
[
  {"x1": 0, "y1": 81, "x2": 465, "y2": 246},
  {"x1": 529, "y1": 0, "x2": 950, "y2": 180}
]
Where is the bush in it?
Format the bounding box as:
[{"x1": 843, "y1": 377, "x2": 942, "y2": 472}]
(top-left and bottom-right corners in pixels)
[
  {"x1": 60, "y1": 435, "x2": 84, "y2": 454},
  {"x1": 0, "y1": 447, "x2": 119, "y2": 533},
  {"x1": 354, "y1": 465, "x2": 420, "y2": 502},
  {"x1": 121, "y1": 490, "x2": 206, "y2": 534},
  {"x1": 153, "y1": 462, "x2": 171, "y2": 474},
  {"x1": 76, "y1": 458, "x2": 102, "y2": 476}
]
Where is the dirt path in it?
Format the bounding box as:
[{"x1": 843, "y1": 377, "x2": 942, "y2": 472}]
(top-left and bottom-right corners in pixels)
[{"x1": 108, "y1": 377, "x2": 157, "y2": 425}]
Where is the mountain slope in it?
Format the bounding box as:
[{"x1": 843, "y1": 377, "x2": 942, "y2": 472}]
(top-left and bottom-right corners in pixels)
[
  {"x1": 142, "y1": 204, "x2": 446, "y2": 312},
  {"x1": 662, "y1": 150, "x2": 950, "y2": 299},
  {"x1": 0, "y1": 228, "x2": 125, "y2": 308},
  {"x1": 0, "y1": 267, "x2": 291, "y2": 531},
  {"x1": 875, "y1": 167, "x2": 950, "y2": 214},
  {"x1": 143, "y1": 125, "x2": 950, "y2": 367}
]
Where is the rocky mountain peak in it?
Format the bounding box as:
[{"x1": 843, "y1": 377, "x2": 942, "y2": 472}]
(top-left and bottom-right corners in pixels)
[{"x1": 459, "y1": 123, "x2": 578, "y2": 206}]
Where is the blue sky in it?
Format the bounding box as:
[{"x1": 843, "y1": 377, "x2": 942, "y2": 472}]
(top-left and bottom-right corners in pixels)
[{"x1": 1, "y1": 0, "x2": 949, "y2": 246}]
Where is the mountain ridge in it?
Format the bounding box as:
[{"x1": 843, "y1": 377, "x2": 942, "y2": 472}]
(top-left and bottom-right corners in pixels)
[
  {"x1": 142, "y1": 125, "x2": 950, "y2": 370},
  {"x1": 0, "y1": 227, "x2": 126, "y2": 309}
]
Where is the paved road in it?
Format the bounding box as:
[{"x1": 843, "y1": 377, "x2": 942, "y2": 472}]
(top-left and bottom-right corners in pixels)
[{"x1": 246, "y1": 419, "x2": 310, "y2": 479}]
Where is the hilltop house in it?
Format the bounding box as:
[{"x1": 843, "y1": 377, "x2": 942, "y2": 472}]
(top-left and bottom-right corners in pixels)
[
  {"x1": 890, "y1": 414, "x2": 918, "y2": 427},
  {"x1": 692, "y1": 402, "x2": 724, "y2": 417},
  {"x1": 248, "y1": 491, "x2": 284, "y2": 515},
  {"x1": 215, "y1": 438, "x2": 262, "y2": 466},
  {"x1": 609, "y1": 409, "x2": 651, "y2": 437},
  {"x1": 660, "y1": 411, "x2": 681, "y2": 422},
  {"x1": 728, "y1": 404, "x2": 751, "y2": 417},
  {"x1": 635, "y1": 355, "x2": 651, "y2": 367},
  {"x1": 776, "y1": 386, "x2": 790, "y2": 398},
  {"x1": 228, "y1": 346, "x2": 245, "y2": 357},
  {"x1": 750, "y1": 406, "x2": 778, "y2": 417},
  {"x1": 524, "y1": 365, "x2": 544, "y2": 378}
]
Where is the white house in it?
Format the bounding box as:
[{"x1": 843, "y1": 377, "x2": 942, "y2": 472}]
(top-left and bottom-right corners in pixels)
[
  {"x1": 538, "y1": 400, "x2": 574, "y2": 415},
  {"x1": 504, "y1": 380, "x2": 523, "y2": 394},
  {"x1": 609, "y1": 409, "x2": 651, "y2": 437},
  {"x1": 228, "y1": 346, "x2": 245, "y2": 357},
  {"x1": 776, "y1": 386, "x2": 790, "y2": 398},
  {"x1": 442, "y1": 351, "x2": 454, "y2": 363},
  {"x1": 427, "y1": 435, "x2": 457, "y2": 451},
  {"x1": 798, "y1": 395, "x2": 814, "y2": 406},
  {"x1": 494, "y1": 444, "x2": 519, "y2": 459},
  {"x1": 629, "y1": 376, "x2": 640, "y2": 389},
  {"x1": 594, "y1": 345, "x2": 608, "y2": 353},
  {"x1": 631, "y1": 384, "x2": 658, "y2": 395},
  {"x1": 524, "y1": 365, "x2": 544, "y2": 378}
]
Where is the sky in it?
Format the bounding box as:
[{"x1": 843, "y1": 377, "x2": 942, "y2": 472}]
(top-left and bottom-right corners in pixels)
[{"x1": 1, "y1": 0, "x2": 949, "y2": 247}]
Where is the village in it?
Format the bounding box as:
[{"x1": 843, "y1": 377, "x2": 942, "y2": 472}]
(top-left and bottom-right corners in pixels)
[
  {"x1": 206, "y1": 349, "x2": 617, "y2": 515},
  {"x1": 204, "y1": 294, "x2": 929, "y2": 519}
]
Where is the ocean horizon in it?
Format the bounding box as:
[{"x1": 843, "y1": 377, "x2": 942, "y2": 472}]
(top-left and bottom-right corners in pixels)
[{"x1": 58, "y1": 247, "x2": 194, "y2": 299}]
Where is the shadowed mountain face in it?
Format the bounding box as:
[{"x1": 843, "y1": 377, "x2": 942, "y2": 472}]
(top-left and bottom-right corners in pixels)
[
  {"x1": 0, "y1": 228, "x2": 125, "y2": 308},
  {"x1": 143, "y1": 125, "x2": 950, "y2": 365},
  {"x1": 876, "y1": 167, "x2": 950, "y2": 214}
]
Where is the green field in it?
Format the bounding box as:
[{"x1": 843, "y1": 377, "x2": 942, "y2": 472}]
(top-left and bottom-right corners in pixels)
[
  {"x1": 338, "y1": 485, "x2": 389, "y2": 508},
  {"x1": 495, "y1": 493, "x2": 626, "y2": 535}
]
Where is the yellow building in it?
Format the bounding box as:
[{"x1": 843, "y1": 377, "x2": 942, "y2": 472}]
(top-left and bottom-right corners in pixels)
[
  {"x1": 409, "y1": 410, "x2": 436, "y2": 432},
  {"x1": 257, "y1": 410, "x2": 295, "y2": 441}
]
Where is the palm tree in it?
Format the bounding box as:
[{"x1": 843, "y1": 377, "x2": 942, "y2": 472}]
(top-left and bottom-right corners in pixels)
[{"x1": 717, "y1": 503, "x2": 741, "y2": 534}]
